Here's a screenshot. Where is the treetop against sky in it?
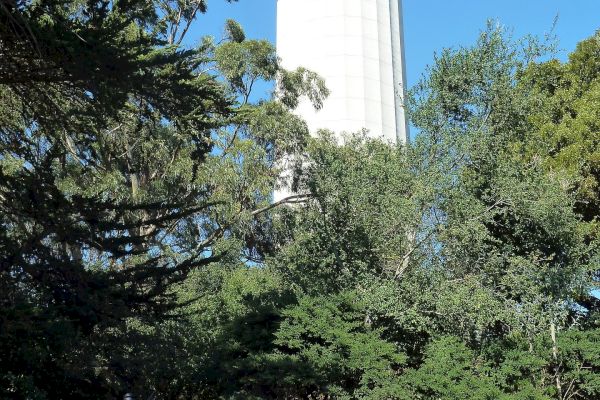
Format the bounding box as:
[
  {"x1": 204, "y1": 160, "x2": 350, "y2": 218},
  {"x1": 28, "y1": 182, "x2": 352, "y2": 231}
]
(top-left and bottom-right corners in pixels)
[{"x1": 192, "y1": 0, "x2": 600, "y2": 92}]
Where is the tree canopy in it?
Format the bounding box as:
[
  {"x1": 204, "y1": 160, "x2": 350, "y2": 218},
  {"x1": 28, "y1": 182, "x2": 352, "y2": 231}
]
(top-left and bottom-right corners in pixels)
[{"x1": 1, "y1": 2, "x2": 599, "y2": 399}]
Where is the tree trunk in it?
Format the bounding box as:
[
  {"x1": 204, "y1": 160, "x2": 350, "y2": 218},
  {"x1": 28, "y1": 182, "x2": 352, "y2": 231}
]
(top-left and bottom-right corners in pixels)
[{"x1": 551, "y1": 321, "x2": 562, "y2": 399}]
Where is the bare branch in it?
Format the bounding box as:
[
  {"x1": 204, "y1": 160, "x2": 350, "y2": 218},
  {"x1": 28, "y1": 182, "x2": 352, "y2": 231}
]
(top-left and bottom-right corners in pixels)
[{"x1": 251, "y1": 193, "x2": 312, "y2": 216}]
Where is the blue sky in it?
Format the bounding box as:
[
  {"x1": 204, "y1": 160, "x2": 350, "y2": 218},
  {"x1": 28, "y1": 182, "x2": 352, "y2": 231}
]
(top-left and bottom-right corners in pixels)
[{"x1": 193, "y1": 0, "x2": 600, "y2": 92}]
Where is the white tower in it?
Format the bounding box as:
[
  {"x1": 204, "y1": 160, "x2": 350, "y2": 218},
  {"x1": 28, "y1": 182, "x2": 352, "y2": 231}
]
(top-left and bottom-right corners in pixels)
[{"x1": 277, "y1": 0, "x2": 409, "y2": 144}]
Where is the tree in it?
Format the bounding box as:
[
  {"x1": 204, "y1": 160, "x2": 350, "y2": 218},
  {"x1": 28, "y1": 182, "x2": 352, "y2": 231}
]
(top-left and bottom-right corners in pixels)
[
  {"x1": 519, "y1": 32, "x2": 600, "y2": 232},
  {"x1": 4, "y1": 3, "x2": 600, "y2": 397},
  {"x1": 245, "y1": 24, "x2": 597, "y2": 399},
  {"x1": 518, "y1": 32, "x2": 600, "y2": 319},
  {"x1": 0, "y1": 1, "x2": 326, "y2": 397},
  {"x1": 150, "y1": 23, "x2": 598, "y2": 400}
]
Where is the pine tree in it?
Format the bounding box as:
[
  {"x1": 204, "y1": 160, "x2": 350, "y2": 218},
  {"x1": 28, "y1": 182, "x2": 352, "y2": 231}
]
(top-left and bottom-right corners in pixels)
[{"x1": 0, "y1": 1, "x2": 326, "y2": 397}]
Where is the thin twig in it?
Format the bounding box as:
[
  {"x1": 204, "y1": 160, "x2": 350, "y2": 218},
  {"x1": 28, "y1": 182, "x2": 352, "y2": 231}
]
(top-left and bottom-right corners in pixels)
[{"x1": 251, "y1": 193, "x2": 311, "y2": 216}]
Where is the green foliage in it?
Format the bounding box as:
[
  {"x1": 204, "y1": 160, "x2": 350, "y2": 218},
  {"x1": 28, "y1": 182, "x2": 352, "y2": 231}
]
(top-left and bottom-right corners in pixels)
[
  {"x1": 483, "y1": 335, "x2": 551, "y2": 399},
  {"x1": 520, "y1": 31, "x2": 600, "y2": 235},
  {"x1": 277, "y1": 67, "x2": 330, "y2": 111},
  {"x1": 225, "y1": 19, "x2": 246, "y2": 43},
  {"x1": 400, "y1": 337, "x2": 503, "y2": 400},
  {"x1": 3, "y1": 3, "x2": 600, "y2": 399},
  {"x1": 0, "y1": 1, "x2": 324, "y2": 397},
  {"x1": 557, "y1": 329, "x2": 600, "y2": 399},
  {"x1": 518, "y1": 31, "x2": 600, "y2": 324},
  {"x1": 266, "y1": 293, "x2": 406, "y2": 400}
]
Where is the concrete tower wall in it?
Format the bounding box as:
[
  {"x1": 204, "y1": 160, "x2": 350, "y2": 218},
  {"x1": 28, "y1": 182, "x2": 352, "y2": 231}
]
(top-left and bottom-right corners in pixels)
[{"x1": 277, "y1": 0, "x2": 408, "y2": 144}]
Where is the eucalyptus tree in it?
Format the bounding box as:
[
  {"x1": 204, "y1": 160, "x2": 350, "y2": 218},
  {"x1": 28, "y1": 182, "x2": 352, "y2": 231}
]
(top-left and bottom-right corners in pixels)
[{"x1": 222, "y1": 25, "x2": 598, "y2": 400}]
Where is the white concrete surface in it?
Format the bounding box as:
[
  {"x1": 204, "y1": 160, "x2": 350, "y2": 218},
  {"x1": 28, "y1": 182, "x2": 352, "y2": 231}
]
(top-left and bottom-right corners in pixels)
[{"x1": 276, "y1": 0, "x2": 409, "y2": 144}]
